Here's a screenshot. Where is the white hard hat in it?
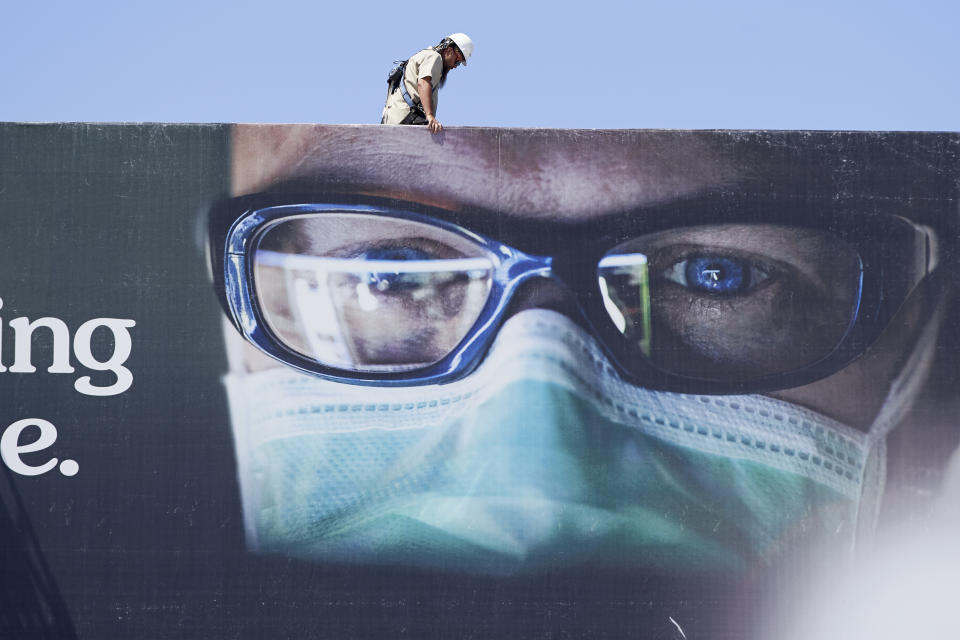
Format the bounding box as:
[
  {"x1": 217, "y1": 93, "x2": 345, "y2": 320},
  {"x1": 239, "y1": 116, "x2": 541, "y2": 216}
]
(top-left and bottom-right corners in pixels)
[{"x1": 446, "y1": 33, "x2": 473, "y2": 65}]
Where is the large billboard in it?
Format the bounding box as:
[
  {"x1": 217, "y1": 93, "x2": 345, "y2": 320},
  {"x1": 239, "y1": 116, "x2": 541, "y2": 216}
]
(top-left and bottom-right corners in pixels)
[{"x1": 2, "y1": 123, "x2": 958, "y2": 638}]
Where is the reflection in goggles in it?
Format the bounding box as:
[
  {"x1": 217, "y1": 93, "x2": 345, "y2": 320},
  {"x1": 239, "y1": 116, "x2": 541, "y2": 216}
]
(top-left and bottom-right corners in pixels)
[
  {"x1": 598, "y1": 253, "x2": 652, "y2": 357},
  {"x1": 254, "y1": 249, "x2": 494, "y2": 371},
  {"x1": 255, "y1": 250, "x2": 493, "y2": 275},
  {"x1": 261, "y1": 249, "x2": 653, "y2": 364}
]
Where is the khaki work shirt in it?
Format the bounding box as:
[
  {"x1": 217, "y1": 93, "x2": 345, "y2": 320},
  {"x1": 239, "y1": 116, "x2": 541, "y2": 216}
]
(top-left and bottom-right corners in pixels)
[{"x1": 382, "y1": 49, "x2": 443, "y2": 124}]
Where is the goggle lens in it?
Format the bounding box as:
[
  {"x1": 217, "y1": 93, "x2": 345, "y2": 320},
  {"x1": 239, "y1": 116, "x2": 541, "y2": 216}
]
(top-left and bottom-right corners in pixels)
[
  {"x1": 598, "y1": 224, "x2": 863, "y2": 380},
  {"x1": 254, "y1": 214, "x2": 494, "y2": 372}
]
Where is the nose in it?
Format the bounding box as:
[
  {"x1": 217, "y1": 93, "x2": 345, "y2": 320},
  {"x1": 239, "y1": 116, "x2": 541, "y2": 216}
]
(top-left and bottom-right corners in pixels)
[{"x1": 501, "y1": 276, "x2": 586, "y2": 325}]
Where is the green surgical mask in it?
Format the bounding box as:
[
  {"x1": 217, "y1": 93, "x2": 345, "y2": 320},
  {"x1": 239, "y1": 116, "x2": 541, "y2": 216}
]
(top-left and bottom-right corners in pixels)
[{"x1": 225, "y1": 310, "x2": 883, "y2": 575}]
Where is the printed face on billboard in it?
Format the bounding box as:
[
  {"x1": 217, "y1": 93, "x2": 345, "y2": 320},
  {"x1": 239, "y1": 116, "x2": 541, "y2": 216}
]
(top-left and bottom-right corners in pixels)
[{"x1": 213, "y1": 126, "x2": 956, "y2": 592}]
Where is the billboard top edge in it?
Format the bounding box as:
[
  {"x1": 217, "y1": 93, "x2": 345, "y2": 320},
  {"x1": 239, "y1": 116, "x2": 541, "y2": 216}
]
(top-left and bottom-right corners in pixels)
[{"x1": 0, "y1": 122, "x2": 958, "y2": 135}]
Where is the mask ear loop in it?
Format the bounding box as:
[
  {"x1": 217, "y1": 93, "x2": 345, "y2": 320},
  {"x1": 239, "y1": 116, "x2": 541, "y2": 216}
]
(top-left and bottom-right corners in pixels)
[{"x1": 855, "y1": 273, "x2": 953, "y2": 553}]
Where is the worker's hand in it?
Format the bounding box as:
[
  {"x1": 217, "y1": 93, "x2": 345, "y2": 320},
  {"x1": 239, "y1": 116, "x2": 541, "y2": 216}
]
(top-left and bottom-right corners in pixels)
[{"x1": 426, "y1": 115, "x2": 443, "y2": 134}]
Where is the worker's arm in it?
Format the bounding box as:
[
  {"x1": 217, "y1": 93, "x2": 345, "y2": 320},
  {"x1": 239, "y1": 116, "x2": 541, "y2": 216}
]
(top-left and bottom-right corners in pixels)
[{"x1": 417, "y1": 77, "x2": 442, "y2": 133}]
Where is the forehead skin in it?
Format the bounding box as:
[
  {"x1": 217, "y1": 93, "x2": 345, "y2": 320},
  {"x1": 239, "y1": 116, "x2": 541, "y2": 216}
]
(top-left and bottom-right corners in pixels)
[{"x1": 231, "y1": 125, "x2": 740, "y2": 218}]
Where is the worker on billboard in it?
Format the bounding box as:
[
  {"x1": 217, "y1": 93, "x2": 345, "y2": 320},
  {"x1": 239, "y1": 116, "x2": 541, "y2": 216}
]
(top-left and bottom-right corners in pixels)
[{"x1": 381, "y1": 33, "x2": 473, "y2": 133}]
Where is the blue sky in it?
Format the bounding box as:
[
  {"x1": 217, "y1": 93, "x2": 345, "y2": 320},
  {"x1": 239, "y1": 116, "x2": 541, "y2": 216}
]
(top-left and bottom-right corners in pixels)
[{"x1": 1, "y1": 0, "x2": 957, "y2": 130}]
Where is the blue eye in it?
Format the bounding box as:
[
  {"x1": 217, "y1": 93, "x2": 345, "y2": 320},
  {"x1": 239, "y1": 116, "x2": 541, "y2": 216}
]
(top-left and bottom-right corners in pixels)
[{"x1": 664, "y1": 255, "x2": 769, "y2": 294}]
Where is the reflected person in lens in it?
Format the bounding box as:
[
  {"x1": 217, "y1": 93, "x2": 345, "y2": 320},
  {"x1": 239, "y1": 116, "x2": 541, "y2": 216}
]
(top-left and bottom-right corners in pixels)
[{"x1": 211, "y1": 125, "x2": 957, "y2": 635}]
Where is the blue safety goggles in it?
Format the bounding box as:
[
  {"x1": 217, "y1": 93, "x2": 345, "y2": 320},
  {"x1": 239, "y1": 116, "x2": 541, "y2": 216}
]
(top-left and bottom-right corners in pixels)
[{"x1": 209, "y1": 193, "x2": 939, "y2": 393}]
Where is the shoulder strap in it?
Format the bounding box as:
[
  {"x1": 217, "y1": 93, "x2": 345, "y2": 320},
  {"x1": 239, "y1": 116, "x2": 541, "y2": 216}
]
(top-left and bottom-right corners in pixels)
[
  {"x1": 397, "y1": 65, "x2": 419, "y2": 110},
  {"x1": 393, "y1": 60, "x2": 426, "y2": 115}
]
